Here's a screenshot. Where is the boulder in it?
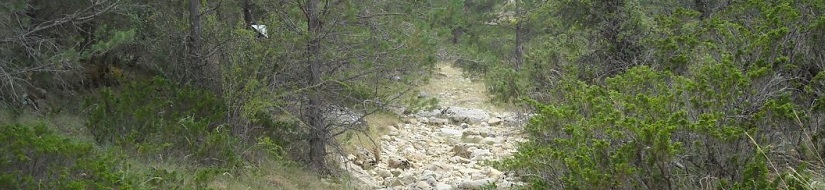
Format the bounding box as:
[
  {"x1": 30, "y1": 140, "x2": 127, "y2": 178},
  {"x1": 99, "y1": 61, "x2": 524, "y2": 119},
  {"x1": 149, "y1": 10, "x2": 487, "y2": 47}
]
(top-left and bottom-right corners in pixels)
[{"x1": 443, "y1": 107, "x2": 490, "y2": 124}]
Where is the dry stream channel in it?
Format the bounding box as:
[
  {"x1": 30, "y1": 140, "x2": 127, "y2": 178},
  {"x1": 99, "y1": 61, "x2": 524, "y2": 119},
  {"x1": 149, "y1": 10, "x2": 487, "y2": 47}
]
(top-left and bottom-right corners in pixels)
[{"x1": 342, "y1": 62, "x2": 528, "y2": 190}]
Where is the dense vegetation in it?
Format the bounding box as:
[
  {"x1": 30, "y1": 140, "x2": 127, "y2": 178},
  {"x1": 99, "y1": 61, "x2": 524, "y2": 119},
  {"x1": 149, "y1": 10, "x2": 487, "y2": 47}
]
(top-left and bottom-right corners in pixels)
[
  {"x1": 437, "y1": 0, "x2": 825, "y2": 189},
  {"x1": 2, "y1": 0, "x2": 825, "y2": 189},
  {"x1": 1, "y1": 0, "x2": 436, "y2": 188}
]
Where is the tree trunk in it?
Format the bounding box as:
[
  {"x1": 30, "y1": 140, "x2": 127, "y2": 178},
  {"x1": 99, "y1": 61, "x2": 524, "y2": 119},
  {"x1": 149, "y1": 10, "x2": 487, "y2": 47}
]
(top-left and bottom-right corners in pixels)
[
  {"x1": 513, "y1": 0, "x2": 524, "y2": 71},
  {"x1": 188, "y1": 0, "x2": 203, "y2": 80},
  {"x1": 305, "y1": 0, "x2": 328, "y2": 174},
  {"x1": 451, "y1": 27, "x2": 461, "y2": 44},
  {"x1": 694, "y1": 0, "x2": 709, "y2": 19},
  {"x1": 514, "y1": 20, "x2": 524, "y2": 71},
  {"x1": 243, "y1": 0, "x2": 253, "y2": 26}
]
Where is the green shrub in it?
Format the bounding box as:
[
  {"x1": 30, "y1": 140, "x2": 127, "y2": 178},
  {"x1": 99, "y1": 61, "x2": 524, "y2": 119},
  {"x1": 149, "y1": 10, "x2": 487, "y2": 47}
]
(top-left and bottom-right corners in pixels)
[
  {"x1": 403, "y1": 93, "x2": 440, "y2": 114},
  {"x1": 500, "y1": 66, "x2": 821, "y2": 189},
  {"x1": 485, "y1": 64, "x2": 531, "y2": 102},
  {"x1": 85, "y1": 77, "x2": 239, "y2": 166},
  {"x1": 0, "y1": 123, "x2": 131, "y2": 189}
]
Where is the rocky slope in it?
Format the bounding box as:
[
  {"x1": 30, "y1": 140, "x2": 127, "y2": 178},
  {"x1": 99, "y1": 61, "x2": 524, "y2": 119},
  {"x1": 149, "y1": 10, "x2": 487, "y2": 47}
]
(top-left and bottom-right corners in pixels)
[{"x1": 342, "y1": 62, "x2": 527, "y2": 190}]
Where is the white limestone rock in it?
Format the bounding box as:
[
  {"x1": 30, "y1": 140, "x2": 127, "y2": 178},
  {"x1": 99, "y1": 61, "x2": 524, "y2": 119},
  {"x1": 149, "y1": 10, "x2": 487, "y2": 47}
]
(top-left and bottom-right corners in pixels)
[
  {"x1": 440, "y1": 128, "x2": 463, "y2": 136},
  {"x1": 443, "y1": 106, "x2": 490, "y2": 124}
]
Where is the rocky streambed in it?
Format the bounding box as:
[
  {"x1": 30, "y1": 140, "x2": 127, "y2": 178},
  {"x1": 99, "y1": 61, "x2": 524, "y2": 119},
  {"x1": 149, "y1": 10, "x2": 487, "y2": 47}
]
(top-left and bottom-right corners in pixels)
[{"x1": 341, "y1": 63, "x2": 528, "y2": 190}]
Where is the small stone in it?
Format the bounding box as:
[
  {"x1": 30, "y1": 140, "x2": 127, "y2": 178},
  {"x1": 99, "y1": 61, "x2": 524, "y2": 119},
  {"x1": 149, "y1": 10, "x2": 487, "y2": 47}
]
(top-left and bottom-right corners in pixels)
[
  {"x1": 434, "y1": 182, "x2": 452, "y2": 190},
  {"x1": 420, "y1": 117, "x2": 430, "y2": 124},
  {"x1": 471, "y1": 149, "x2": 492, "y2": 161},
  {"x1": 377, "y1": 169, "x2": 393, "y2": 178},
  {"x1": 428, "y1": 118, "x2": 449, "y2": 125},
  {"x1": 426, "y1": 163, "x2": 441, "y2": 171},
  {"x1": 421, "y1": 175, "x2": 437, "y2": 185},
  {"x1": 440, "y1": 128, "x2": 463, "y2": 136},
  {"x1": 391, "y1": 169, "x2": 402, "y2": 177},
  {"x1": 400, "y1": 173, "x2": 417, "y2": 185},
  {"x1": 462, "y1": 127, "x2": 493, "y2": 137},
  {"x1": 498, "y1": 180, "x2": 515, "y2": 188},
  {"x1": 457, "y1": 179, "x2": 494, "y2": 190},
  {"x1": 451, "y1": 144, "x2": 472, "y2": 158},
  {"x1": 459, "y1": 168, "x2": 481, "y2": 175},
  {"x1": 384, "y1": 177, "x2": 403, "y2": 187},
  {"x1": 388, "y1": 158, "x2": 412, "y2": 170},
  {"x1": 414, "y1": 181, "x2": 432, "y2": 189},
  {"x1": 471, "y1": 172, "x2": 486, "y2": 180},
  {"x1": 462, "y1": 135, "x2": 483, "y2": 144},
  {"x1": 487, "y1": 117, "x2": 502, "y2": 126},
  {"x1": 449, "y1": 156, "x2": 471, "y2": 164},
  {"x1": 409, "y1": 152, "x2": 427, "y2": 162},
  {"x1": 481, "y1": 137, "x2": 497, "y2": 145},
  {"x1": 487, "y1": 168, "x2": 504, "y2": 180}
]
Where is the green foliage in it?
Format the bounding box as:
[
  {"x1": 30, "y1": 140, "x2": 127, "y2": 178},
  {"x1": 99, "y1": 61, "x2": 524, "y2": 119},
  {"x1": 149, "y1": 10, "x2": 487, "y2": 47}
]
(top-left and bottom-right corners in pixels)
[
  {"x1": 0, "y1": 123, "x2": 132, "y2": 189},
  {"x1": 403, "y1": 93, "x2": 440, "y2": 114},
  {"x1": 86, "y1": 77, "x2": 239, "y2": 166},
  {"x1": 141, "y1": 167, "x2": 185, "y2": 190},
  {"x1": 501, "y1": 64, "x2": 822, "y2": 189},
  {"x1": 486, "y1": 64, "x2": 531, "y2": 101}
]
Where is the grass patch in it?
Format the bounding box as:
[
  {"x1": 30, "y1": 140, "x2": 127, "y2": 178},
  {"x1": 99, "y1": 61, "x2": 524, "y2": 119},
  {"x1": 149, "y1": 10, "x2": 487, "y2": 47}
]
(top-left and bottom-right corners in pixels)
[{"x1": 0, "y1": 108, "x2": 356, "y2": 190}]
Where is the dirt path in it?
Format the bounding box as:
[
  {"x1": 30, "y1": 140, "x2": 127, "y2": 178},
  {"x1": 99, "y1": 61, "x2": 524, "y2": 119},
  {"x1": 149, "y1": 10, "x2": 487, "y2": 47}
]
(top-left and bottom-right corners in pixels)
[
  {"x1": 419, "y1": 62, "x2": 508, "y2": 113},
  {"x1": 343, "y1": 62, "x2": 526, "y2": 190}
]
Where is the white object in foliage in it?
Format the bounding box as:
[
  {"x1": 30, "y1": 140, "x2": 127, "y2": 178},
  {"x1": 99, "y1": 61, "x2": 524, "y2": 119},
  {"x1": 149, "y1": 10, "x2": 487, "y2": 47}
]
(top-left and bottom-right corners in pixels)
[{"x1": 251, "y1": 24, "x2": 268, "y2": 38}]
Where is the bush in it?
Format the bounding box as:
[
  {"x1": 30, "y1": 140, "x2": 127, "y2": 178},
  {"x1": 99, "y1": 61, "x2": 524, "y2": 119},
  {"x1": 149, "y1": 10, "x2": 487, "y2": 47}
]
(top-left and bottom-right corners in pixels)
[
  {"x1": 85, "y1": 77, "x2": 239, "y2": 166},
  {"x1": 499, "y1": 66, "x2": 822, "y2": 189},
  {"x1": 0, "y1": 123, "x2": 131, "y2": 189}
]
